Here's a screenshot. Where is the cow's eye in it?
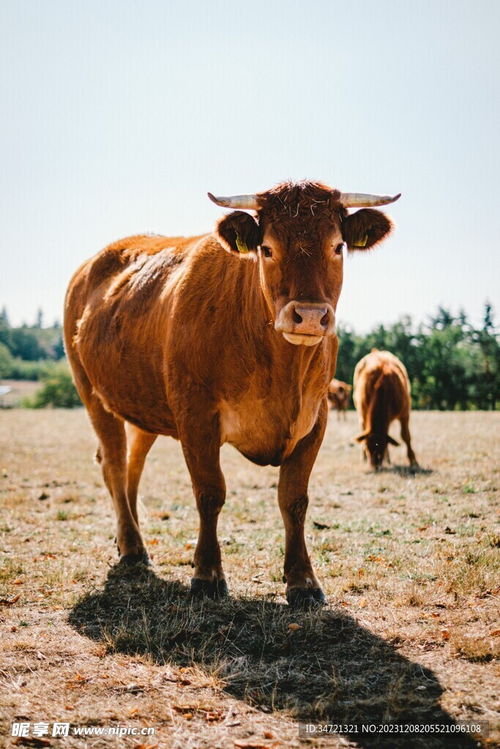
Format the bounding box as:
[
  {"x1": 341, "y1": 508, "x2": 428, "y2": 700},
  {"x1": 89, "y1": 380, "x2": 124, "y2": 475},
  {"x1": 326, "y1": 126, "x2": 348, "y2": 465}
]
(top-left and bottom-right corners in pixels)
[
  {"x1": 334, "y1": 242, "x2": 345, "y2": 256},
  {"x1": 260, "y1": 245, "x2": 272, "y2": 258}
]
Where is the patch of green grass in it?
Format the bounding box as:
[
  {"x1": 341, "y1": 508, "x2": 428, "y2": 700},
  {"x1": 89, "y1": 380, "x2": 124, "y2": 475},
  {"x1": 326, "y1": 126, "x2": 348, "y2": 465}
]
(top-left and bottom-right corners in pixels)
[
  {"x1": 224, "y1": 542, "x2": 246, "y2": 556},
  {"x1": 462, "y1": 484, "x2": 477, "y2": 494}
]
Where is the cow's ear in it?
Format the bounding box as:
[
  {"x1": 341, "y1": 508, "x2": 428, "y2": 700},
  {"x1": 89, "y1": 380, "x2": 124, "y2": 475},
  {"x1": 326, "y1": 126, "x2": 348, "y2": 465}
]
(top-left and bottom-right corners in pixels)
[
  {"x1": 387, "y1": 435, "x2": 400, "y2": 446},
  {"x1": 355, "y1": 432, "x2": 369, "y2": 442},
  {"x1": 215, "y1": 211, "x2": 261, "y2": 255},
  {"x1": 342, "y1": 209, "x2": 393, "y2": 252}
]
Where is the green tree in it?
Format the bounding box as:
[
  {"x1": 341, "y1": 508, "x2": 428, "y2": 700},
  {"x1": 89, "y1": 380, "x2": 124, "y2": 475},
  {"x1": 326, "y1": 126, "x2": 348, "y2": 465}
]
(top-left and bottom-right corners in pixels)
[
  {"x1": 429, "y1": 306, "x2": 455, "y2": 330},
  {"x1": 28, "y1": 367, "x2": 81, "y2": 408},
  {"x1": 34, "y1": 307, "x2": 44, "y2": 329},
  {"x1": 52, "y1": 335, "x2": 66, "y2": 360},
  {"x1": 0, "y1": 308, "x2": 11, "y2": 350},
  {"x1": 9, "y1": 327, "x2": 47, "y2": 360},
  {"x1": 0, "y1": 342, "x2": 14, "y2": 378},
  {"x1": 469, "y1": 301, "x2": 500, "y2": 409}
]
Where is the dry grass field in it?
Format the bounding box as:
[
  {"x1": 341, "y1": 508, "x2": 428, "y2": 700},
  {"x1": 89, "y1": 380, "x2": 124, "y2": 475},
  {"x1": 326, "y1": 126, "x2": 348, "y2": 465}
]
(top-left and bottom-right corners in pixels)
[{"x1": 0, "y1": 409, "x2": 498, "y2": 748}]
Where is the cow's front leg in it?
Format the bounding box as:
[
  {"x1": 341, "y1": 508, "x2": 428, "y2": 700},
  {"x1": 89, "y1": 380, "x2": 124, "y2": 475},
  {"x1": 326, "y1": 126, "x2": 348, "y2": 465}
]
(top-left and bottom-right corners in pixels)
[
  {"x1": 180, "y1": 416, "x2": 227, "y2": 599},
  {"x1": 400, "y1": 413, "x2": 419, "y2": 468},
  {"x1": 278, "y1": 401, "x2": 327, "y2": 607}
]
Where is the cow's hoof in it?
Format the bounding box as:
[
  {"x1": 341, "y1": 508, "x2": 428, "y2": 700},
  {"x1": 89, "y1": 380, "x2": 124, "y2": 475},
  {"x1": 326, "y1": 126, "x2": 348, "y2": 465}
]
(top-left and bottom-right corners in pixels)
[
  {"x1": 190, "y1": 577, "x2": 228, "y2": 599},
  {"x1": 287, "y1": 587, "x2": 326, "y2": 608},
  {"x1": 120, "y1": 550, "x2": 150, "y2": 567}
]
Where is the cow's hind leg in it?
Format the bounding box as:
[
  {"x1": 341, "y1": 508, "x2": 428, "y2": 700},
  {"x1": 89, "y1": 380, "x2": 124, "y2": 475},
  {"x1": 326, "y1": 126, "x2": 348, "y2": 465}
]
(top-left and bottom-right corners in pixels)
[
  {"x1": 126, "y1": 425, "x2": 158, "y2": 526},
  {"x1": 65, "y1": 326, "x2": 146, "y2": 564},
  {"x1": 179, "y1": 411, "x2": 227, "y2": 599},
  {"x1": 89, "y1": 400, "x2": 148, "y2": 564},
  {"x1": 400, "y1": 413, "x2": 418, "y2": 469},
  {"x1": 278, "y1": 400, "x2": 327, "y2": 607}
]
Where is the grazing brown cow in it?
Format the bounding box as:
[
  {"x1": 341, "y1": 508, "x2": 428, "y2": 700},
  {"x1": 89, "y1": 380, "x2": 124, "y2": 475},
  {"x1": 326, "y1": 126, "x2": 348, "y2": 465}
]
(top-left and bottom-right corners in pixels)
[
  {"x1": 353, "y1": 350, "x2": 418, "y2": 470},
  {"x1": 64, "y1": 181, "x2": 399, "y2": 606},
  {"x1": 328, "y1": 378, "x2": 352, "y2": 419}
]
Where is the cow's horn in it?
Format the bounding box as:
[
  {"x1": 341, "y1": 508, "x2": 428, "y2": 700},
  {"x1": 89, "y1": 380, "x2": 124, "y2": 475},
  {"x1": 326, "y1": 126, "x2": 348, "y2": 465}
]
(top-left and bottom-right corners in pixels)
[
  {"x1": 207, "y1": 192, "x2": 259, "y2": 210},
  {"x1": 339, "y1": 192, "x2": 401, "y2": 207}
]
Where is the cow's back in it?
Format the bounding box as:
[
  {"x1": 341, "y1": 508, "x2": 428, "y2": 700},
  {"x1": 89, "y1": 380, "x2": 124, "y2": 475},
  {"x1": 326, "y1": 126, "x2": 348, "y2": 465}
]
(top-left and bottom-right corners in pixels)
[
  {"x1": 64, "y1": 234, "x2": 203, "y2": 434},
  {"x1": 353, "y1": 350, "x2": 410, "y2": 425}
]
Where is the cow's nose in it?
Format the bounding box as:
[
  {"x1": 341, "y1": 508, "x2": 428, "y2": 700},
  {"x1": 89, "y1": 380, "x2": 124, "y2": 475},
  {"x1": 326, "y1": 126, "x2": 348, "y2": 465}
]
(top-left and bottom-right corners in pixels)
[
  {"x1": 292, "y1": 304, "x2": 330, "y2": 330},
  {"x1": 275, "y1": 301, "x2": 336, "y2": 341},
  {"x1": 289, "y1": 303, "x2": 335, "y2": 336}
]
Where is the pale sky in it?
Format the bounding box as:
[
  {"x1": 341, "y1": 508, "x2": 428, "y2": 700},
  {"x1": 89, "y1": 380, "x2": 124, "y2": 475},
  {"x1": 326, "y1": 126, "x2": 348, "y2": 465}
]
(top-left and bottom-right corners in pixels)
[{"x1": 1, "y1": 0, "x2": 499, "y2": 331}]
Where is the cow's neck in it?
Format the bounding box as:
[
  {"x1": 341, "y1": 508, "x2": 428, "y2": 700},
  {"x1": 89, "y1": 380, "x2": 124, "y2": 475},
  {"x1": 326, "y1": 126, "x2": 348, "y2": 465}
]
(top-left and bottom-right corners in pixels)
[
  {"x1": 242, "y1": 260, "x2": 331, "y2": 392},
  {"x1": 367, "y1": 382, "x2": 393, "y2": 434}
]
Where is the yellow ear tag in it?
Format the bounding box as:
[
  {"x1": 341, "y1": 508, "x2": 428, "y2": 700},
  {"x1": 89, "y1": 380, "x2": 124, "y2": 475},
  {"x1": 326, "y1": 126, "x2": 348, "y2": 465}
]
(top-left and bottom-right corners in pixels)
[
  {"x1": 235, "y1": 233, "x2": 249, "y2": 253},
  {"x1": 353, "y1": 234, "x2": 369, "y2": 248}
]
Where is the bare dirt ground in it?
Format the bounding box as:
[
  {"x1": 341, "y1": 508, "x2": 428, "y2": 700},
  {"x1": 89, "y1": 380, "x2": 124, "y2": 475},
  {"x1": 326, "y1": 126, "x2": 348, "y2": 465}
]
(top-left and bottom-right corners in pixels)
[{"x1": 0, "y1": 409, "x2": 498, "y2": 748}]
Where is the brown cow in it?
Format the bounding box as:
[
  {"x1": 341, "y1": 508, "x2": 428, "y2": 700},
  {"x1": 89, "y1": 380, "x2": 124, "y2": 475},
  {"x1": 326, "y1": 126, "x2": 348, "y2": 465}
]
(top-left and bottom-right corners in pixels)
[
  {"x1": 64, "y1": 180, "x2": 399, "y2": 606},
  {"x1": 328, "y1": 378, "x2": 352, "y2": 419},
  {"x1": 353, "y1": 350, "x2": 418, "y2": 470}
]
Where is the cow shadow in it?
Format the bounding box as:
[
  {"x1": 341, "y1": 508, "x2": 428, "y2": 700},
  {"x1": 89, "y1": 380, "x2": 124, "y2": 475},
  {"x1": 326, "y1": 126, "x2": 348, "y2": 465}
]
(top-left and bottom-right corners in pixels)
[
  {"x1": 69, "y1": 564, "x2": 478, "y2": 748},
  {"x1": 377, "y1": 465, "x2": 434, "y2": 477}
]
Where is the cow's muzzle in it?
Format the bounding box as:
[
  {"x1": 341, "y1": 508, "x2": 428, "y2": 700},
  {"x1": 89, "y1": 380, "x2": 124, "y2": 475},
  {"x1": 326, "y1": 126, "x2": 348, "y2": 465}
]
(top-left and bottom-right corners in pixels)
[{"x1": 275, "y1": 302, "x2": 336, "y2": 346}]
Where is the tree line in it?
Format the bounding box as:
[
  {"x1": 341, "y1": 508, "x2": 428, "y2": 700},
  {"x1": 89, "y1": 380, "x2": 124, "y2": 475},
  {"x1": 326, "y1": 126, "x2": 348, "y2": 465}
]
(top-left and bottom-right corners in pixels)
[
  {"x1": 335, "y1": 303, "x2": 499, "y2": 410},
  {"x1": 0, "y1": 308, "x2": 80, "y2": 407},
  {"x1": 0, "y1": 303, "x2": 499, "y2": 410},
  {"x1": 0, "y1": 307, "x2": 64, "y2": 380}
]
